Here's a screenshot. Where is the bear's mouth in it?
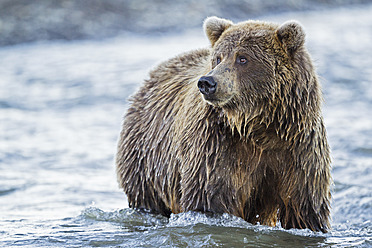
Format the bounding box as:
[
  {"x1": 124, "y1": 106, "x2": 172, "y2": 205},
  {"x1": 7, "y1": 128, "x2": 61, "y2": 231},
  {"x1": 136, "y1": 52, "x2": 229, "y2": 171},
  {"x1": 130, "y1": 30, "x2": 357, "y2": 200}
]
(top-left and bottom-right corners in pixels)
[{"x1": 201, "y1": 94, "x2": 231, "y2": 107}]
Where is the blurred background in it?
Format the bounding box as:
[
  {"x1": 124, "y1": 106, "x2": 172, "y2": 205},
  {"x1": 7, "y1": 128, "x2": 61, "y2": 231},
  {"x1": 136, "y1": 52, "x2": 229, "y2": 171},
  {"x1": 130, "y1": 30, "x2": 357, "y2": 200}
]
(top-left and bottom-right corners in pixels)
[
  {"x1": 0, "y1": 1, "x2": 371, "y2": 247},
  {"x1": 0, "y1": 0, "x2": 371, "y2": 46}
]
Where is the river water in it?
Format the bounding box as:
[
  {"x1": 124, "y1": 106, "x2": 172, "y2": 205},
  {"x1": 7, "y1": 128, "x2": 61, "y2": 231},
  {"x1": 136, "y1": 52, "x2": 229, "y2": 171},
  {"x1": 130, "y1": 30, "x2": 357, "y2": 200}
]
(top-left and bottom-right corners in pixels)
[{"x1": 1, "y1": 4, "x2": 371, "y2": 248}]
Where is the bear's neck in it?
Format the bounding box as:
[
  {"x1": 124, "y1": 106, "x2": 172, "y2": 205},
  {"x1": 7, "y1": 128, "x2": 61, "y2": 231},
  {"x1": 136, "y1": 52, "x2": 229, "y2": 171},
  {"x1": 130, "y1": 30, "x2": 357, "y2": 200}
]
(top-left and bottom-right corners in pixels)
[{"x1": 221, "y1": 104, "x2": 320, "y2": 150}]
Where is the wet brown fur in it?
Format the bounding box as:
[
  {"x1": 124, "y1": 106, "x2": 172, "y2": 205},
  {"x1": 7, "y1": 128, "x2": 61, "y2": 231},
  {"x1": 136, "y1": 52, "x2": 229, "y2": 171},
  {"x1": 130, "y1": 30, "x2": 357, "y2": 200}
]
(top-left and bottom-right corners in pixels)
[{"x1": 116, "y1": 17, "x2": 332, "y2": 233}]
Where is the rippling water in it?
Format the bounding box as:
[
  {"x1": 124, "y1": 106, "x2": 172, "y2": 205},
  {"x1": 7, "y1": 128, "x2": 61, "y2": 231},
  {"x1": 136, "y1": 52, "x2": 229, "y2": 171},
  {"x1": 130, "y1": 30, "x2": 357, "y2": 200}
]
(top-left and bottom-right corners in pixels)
[{"x1": 1, "y1": 4, "x2": 371, "y2": 247}]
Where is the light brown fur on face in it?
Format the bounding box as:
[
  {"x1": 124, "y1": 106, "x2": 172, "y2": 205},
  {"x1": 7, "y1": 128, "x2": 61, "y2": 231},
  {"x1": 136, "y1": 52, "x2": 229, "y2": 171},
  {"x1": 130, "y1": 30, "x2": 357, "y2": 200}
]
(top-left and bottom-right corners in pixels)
[{"x1": 116, "y1": 16, "x2": 332, "y2": 233}]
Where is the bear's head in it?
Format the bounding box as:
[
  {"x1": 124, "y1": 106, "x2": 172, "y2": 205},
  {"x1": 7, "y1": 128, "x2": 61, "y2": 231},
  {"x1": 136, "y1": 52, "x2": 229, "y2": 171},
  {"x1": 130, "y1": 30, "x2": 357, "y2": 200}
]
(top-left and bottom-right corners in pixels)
[{"x1": 198, "y1": 16, "x2": 318, "y2": 137}]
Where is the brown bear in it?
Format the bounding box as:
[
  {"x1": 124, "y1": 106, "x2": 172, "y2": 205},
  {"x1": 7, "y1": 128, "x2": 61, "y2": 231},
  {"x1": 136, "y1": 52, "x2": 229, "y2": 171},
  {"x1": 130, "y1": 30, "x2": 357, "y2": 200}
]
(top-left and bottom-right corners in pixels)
[{"x1": 116, "y1": 16, "x2": 332, "y2": 233}]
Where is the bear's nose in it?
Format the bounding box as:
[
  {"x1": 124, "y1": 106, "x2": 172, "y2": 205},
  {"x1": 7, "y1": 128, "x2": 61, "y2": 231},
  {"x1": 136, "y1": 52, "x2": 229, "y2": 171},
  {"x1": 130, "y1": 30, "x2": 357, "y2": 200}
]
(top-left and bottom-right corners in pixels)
[{"x1": 198, "y1": 76, "x2": 217, "y2": 96}]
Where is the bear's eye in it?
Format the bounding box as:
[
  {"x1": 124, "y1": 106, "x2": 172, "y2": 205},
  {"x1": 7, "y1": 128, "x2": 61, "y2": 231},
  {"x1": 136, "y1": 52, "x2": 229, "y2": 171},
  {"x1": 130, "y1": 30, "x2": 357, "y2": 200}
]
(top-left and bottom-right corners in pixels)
[
  {"x1": 237, "y1": 56, "x2": 248, "y2": 65},
  {"x1": 216, "y1": 56, "x2": 221, "y2": 65}
]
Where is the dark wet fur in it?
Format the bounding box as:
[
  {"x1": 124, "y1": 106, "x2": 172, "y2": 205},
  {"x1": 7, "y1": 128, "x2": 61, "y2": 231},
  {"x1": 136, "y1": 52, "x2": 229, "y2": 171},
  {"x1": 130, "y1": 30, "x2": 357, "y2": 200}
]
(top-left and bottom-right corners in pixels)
[{"x1": 116, "y1": 17, "x2": 332, "y2": 233}]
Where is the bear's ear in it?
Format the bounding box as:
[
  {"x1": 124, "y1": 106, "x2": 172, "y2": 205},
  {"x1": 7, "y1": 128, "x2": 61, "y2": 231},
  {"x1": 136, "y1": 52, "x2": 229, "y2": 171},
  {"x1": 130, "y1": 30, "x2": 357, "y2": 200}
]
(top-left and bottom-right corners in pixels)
[
  {"x1": 204, "y1": 16, "x2": 233, "y2": 47},
  {"x1": 276, "y1": 21, "x2": 305, "y2": 55}
]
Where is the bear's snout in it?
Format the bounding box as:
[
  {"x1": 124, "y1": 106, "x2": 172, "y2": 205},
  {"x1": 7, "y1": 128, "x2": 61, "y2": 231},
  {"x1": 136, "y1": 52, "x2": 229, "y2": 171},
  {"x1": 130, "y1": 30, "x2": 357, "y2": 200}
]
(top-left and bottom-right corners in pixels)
[{"x1": 198, "y1": 76, "x2": 217, "y2": 96}]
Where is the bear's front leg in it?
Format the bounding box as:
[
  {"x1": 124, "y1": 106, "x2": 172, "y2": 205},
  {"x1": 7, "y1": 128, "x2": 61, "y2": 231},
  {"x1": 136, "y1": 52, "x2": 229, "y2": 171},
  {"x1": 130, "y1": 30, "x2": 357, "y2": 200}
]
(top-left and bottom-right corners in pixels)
[{"x1": 278, "y1": 166, "x2": 331, "y2": 233}]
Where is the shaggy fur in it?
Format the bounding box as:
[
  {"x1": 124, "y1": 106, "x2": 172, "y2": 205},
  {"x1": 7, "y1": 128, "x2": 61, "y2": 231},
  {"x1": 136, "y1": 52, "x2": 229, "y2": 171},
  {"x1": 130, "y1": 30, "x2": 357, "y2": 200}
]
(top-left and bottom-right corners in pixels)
[{"x1": 116, "y1": 17, "x2": 332, "y2": 233}]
